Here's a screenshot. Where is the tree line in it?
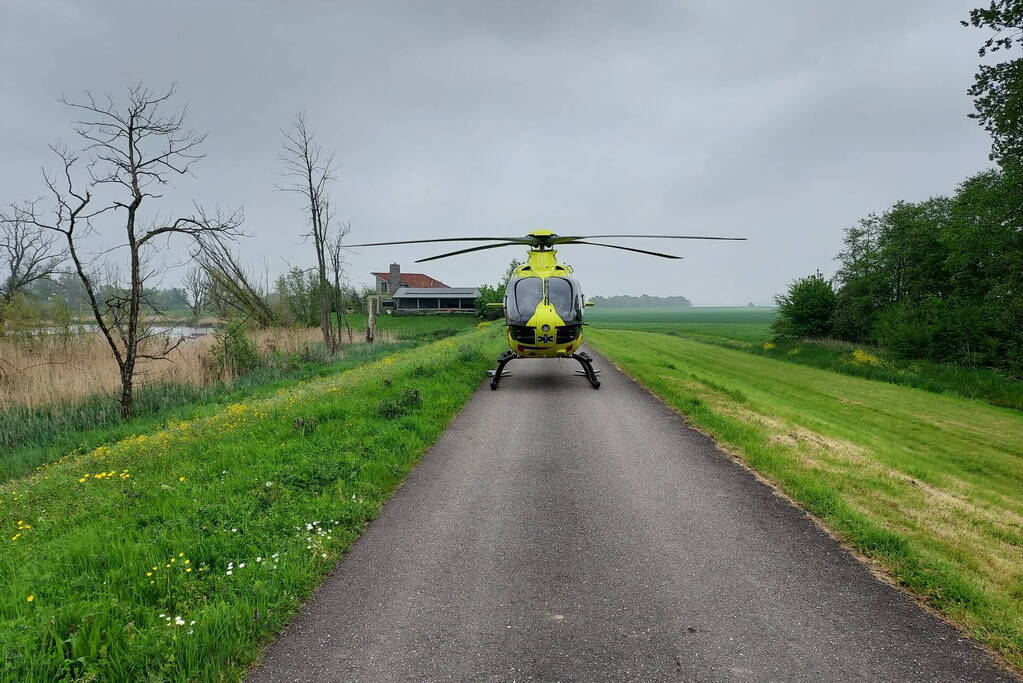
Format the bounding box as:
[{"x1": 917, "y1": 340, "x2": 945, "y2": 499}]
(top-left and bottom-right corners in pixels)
[
  {"x1": 774, "y1": 2, "x2": 1023, "y2": 375},
  {"x1": 589, "y1": 294, "x2": 692, "y2": 308},
  {"x1": 1, "y1": 84, "x2": 363, "y2": 416}
]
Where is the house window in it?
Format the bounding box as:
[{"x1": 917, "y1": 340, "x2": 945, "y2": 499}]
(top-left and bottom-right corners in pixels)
[{"x1": 379, "y1": 280, "x2": 388, "y2": 293}]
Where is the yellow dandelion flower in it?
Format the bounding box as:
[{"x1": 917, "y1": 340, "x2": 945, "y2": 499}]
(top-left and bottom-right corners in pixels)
[
  {"x1": 165, "y1": 564, "x2": 171, "y2": 568},
  {"x1": 178, "y1": 552, "x2": 184, "y2": 557},
  {"x1": 183, "y1": 559, "x2": 190, "y2": 564},
  {"x1": 26, "y1": 595, "x2": 34, "y2": 602},
  {"x1": 178, "y1": 477, "x2": 186, "y2": 482},
  {"x1": 185, "y1": 568, "x2": 192, "y2": 573},
  {"x1": 152, "y1": 566, "x2": 158, "y2": 571},
  {"x1": 146, "y1": 572, "x2": 152, "y2": 576}
]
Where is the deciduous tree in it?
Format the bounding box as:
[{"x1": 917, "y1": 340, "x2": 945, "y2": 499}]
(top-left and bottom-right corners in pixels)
[
  {"x1": 15, "y1": 84, "x2": 242, "y2": 417},
  {"x1": 963, "y1": 0, "x2": 1023, "y2": 165},
  {"x1": 279, "y1": 113, "x2": 341, "y2": 353},
  {"x1": 0, "y1": 208, "x2": 65, "y2": 321}
]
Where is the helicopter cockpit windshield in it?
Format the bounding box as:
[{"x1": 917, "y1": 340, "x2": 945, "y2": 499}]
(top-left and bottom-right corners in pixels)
[
  {"x1": 546, "y1": 277, "x2": 582, "y2": 324},
  {"x1": 505, "y1": 277, "x2": 544, "y2": 325}
]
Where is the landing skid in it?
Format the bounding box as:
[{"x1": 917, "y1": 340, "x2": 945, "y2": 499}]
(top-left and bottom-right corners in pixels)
[
  {"x1": 487, "y1": 351, "x2": 601, "y2": 390},
  {"x1": 572, "y1": 352, "x2": 601, "y2": 389},
  {"x1": 489, "y1": 351, "x2": 516, "y2": 390}
]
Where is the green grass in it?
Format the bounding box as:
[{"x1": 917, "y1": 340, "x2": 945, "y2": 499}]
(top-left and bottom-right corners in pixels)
[
  {"x1": 0, "y1": 325, "x2": 503, "y2": 681},
  {"x1": 748, "y1": 338, "x2": 1023, "y2": 411},
  {"x1": 587, "y1": 328, "x2": 1023, "y2": 672},
  {"x1": 586, "y1": 306, "x2": 1023, "y2": 410},
  {"x1": 0, "y1": 340, "x2": 420, "y2": 481},
  {"x1": 585, "y1": 306, "x2": 775, "y2": 343},
  {"x1": 343, "y1": 311, "x2": 478, "y2": 339},
  {"x1": 1, "y1": 315, "x2": 479, "y2": 482}
]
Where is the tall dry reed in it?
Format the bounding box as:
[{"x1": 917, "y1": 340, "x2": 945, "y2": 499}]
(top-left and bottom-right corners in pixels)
[{"x1": 0, "y1": 326, "x2": 392, "y2": 410}]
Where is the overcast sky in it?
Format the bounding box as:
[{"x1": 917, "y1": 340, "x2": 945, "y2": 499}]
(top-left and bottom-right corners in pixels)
[{"x1": 1, "y1": 1, "x2": 994, "y2": 304}]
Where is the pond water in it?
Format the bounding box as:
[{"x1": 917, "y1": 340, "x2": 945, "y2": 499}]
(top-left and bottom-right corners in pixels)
[{"x1": 34, "y1": 323, "x2": 218, "y2": 338}]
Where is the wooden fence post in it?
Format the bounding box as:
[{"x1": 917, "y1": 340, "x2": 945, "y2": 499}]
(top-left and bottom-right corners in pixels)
[{"x1": 367, "y1": 296, "x2": 376, "y2": 343}]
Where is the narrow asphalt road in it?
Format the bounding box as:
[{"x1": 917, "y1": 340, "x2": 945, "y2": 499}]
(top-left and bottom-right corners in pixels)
[{"x1": 250, "y1": 349, "x2": 1011, "y2": 682}]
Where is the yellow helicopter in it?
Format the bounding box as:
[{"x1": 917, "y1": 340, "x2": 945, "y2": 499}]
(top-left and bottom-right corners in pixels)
[{"x1": 348, "y1": 230, "x2": 745, "y2": 389}]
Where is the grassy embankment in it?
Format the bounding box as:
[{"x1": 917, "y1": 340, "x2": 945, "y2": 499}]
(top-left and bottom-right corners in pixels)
[
  {"x1": 587, "y1": 327, "x2": 1023, "y2": 671},
  {"x1": 0, "y1": 315, "x2": 478, "y2": 481},
  {"x1": 0, "y1": 323, "x2": 503, "y2": 681},
  {"x1": 586, "y1": 306, "x2": 1023, "y2": 410}
]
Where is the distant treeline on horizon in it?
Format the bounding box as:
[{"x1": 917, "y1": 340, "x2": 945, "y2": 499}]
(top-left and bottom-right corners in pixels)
[{"x1": 589, "y1": 294, "x2": 692, "y2": 308}]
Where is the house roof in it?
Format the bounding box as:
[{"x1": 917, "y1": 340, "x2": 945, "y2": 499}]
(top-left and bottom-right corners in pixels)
[
  {"x1": 371, "y1": 272, "x2": 449, "y2": 288},
  {"x1": 392, "y1": 287, "x2": 480, "y2": 299}
]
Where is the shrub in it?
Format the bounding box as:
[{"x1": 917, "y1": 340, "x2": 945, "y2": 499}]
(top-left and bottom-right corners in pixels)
[
  {"x1": 772, "y1": 271, "x2": 836, "y2": 338},
  {"x1": 475, "y1": 283, "x2": 505, "y2": 320},
  {"x1": 207, "y1": 322, "x2": 261, "y2": 379}
]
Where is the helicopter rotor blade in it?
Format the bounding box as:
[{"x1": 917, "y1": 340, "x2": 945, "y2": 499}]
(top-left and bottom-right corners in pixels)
[
  {"x1": 415, "y1": 242, "x2": 525, "y2": 263},
  {"x1": 552, "y1": 234, "x2": 745, "y2": 244},
  {"x1": 568, "y1": 241, "x2": 683, "y2": 259},
  {"x1": 347, "y1": 236, "x2": 535, "y2": 248}
]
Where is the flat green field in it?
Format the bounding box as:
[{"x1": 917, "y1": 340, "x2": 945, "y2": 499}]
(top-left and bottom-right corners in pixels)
[
  {"x1": 587, "y1": 328, "x2": 1023, "y2": 671},
  {"x1": 585, "y1": 306, "x2": 775, "y2": 343}
]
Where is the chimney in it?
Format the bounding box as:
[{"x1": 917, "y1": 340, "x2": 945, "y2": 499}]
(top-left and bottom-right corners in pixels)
[{"x1": 388, "y1": 263, "x2": 401, "y2": 295}]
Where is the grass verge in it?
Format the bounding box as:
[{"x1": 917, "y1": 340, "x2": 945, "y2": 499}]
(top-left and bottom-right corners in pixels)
[
  {"x1": 587, "y1": 328, "x2": 1023, "y2": 673},
  {"x1": 0, "y1": 325, "x2": 502, "y2": 681},
  {"x1": 587, "y1": 308, "x2": 1022, "y2": 411},
  {"x1": 744, "y1": 337, "x2": 1023, "y2": 411},
  {"x1": 0, "y1": 340, "x2": 419, "y2": 481}
]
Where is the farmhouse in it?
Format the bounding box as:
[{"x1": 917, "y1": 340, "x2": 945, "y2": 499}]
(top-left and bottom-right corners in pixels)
[{"x1": 370, "y1": 263, "x2": 479, "y2": 312}]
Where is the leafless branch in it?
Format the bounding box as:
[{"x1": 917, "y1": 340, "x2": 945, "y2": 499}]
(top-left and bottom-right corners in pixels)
[{"x1": 19, "y1": 83, "x2": 242, "y2": 416}]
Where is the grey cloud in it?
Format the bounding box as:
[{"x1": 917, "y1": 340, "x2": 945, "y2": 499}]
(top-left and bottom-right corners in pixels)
[{"x1": 0, "y1": 1, "x2": 993, "y2": 304}]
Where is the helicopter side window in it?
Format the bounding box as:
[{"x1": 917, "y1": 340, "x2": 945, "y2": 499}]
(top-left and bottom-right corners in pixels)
[
  {"x1": 547, "y1": 277, "x2": 581, "y2": 324},
  {"x1": 505, "y1": 277, "x2": 544, "y2": 324}
]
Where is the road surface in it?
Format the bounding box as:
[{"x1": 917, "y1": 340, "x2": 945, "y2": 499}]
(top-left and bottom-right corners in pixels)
[{"x1": 250, "y1": 349, "x2": 1011, "y2": 682}]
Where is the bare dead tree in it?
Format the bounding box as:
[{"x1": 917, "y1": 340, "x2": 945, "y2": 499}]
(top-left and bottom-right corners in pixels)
[
  {"x1": 327, "y1": 221, "x2": 353, "y2": 343},
  {"x1": 0, "y1": 206, "x2": 66, "y2": 319},
  {"x1": 195, "y1": 234, "x2": 276, "y2": 328},
  {"x1": 16, "y1": 84, "x2": 243, "y2": 417},
  {"x1": 279, "y1": 113, "x2": 339, "y2": 353},
  {"x1": 182, "y1": 265, "x2": 208, "y2": 323}
]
